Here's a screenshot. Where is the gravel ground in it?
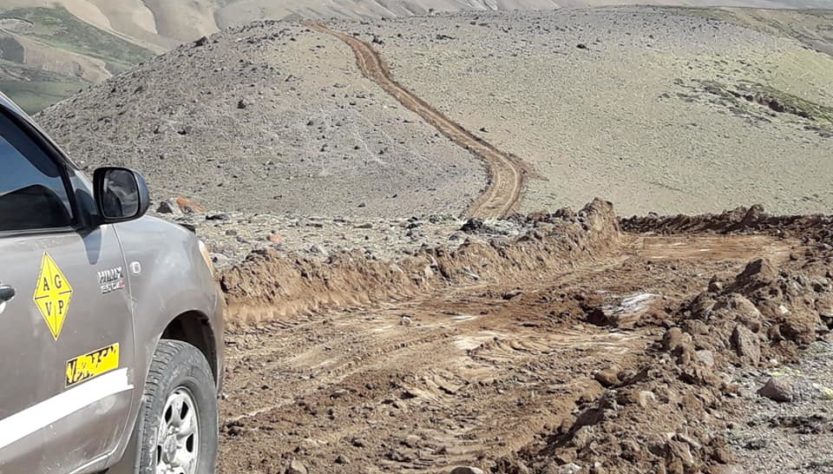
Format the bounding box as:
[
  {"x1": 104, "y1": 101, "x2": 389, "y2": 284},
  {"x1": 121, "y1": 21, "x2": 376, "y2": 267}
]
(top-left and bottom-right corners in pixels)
[
  {"x1": 37, "y1": 22, "x2": 485, "y2": 218},
  {"x1": 164, "y1": 209, "x2": 471, "y2": 269},
  {"x1": 215, "y1": 202, "x2": 833, "y2": 473},
  {"x1": 729, "y1": 339, "x2": 833, "y2": 473},
  {"x1": 336, "y1": 7, "x2": 833, "y2": 216},
  {"x1": 153, "y1": 201, "x2": 529, "y2": 269}
]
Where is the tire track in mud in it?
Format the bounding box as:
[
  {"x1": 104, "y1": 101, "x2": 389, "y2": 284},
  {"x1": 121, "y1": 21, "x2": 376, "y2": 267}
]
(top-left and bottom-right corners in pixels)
[
  {"x1": 308, "y1": 22, "x2": 528, "y2": 219},
  {"x1": 218, "y1": 233, "x2": 801, "y2": 473}
]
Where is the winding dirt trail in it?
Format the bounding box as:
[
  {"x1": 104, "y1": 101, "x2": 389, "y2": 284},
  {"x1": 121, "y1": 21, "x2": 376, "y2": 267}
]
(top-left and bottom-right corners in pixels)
[{"x1": 308, "y1": 22, "x2": 528, "y2": 219}]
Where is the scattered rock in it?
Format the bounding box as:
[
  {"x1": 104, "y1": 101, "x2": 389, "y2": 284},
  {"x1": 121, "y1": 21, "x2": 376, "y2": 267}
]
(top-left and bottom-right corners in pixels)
[
  {"x1": 594, "y1": 367, "x2": 620, "y2": 387},
  {"x1": 212, "y1": 253, "x2": 231, "y2": 268},
  {"x1": 502, "y1": 289, "x2": 523, "y2": 300},
  {"x1": 636, "y1": 390, "x2": 657, "y2": 408},
  {"x1": 732, "y1": 258, "x2": 777, "y2": 291},
  {"x1": 817, "y1": 295, "x2": 833, "y2": 321},
  {"x1": 206, "y1": 212, "x2": 230, "y2": 221},
  {"x1": 175, "y1": 196, "x2": 205, "y2": 214},
  {"x1": 694, "y1": 350, "x2": 715, "y2": 368},
  {"x1": 385, "y1": 449, "x2": 411, "y2": 462},
  {"x1": 758, "y1": 377, "x2": 794, "y2": 403},
  {"x1": 309, "y1": 244, "x2": 329, "y2": 257},
  {"x1": 662, "y1": 327, "x2": 690, "y2": 353},
  {"x1": 743, "y1": 438, "x2": 768, "y2": 450},
  {"x1": 719, "y1": 294, "x2": 762, "y2": 332},
  {"x1": 156, "y1": 199, "x2": 183, "y2": 216},
  {"x1": 461, "y1": 218, "x2": 484, "y2": 233},
  {"x1": 450, "y1": 467, "x2": 484, "y2": 474},
  {"x1": 555, "y1": 463, "x2": 582, "y2": 474},
  {"x1": 731, "y1": 324, "x2": 761, "y2": 365},
  {"x1": 285, "y1": 459, "x2": 308, "y2": 474}
]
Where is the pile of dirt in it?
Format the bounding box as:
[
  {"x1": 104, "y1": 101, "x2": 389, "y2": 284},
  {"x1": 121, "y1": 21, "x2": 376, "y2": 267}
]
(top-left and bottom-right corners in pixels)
[
  {"x1": 220, "y1": 199, "x2": 620, "y2": 324},
  {"x1": 620, "y1": 205, "x2": 833, "y2": 245},
  {"x1": 216, "y1": 199, "x2": 833, "y2": 473},
  {"x1": 495, "y1": 226, "x2": 833, "y2": 474}
]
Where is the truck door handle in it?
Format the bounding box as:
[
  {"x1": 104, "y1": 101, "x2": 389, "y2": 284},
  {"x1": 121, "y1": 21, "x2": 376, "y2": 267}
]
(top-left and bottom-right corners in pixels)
[{"x1": 0, "y1": 285, "x2": 15, "y2": 302}]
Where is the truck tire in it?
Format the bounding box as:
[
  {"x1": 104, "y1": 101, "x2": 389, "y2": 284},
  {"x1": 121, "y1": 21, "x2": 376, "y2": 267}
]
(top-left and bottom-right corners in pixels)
[{"x1": 135, "y1": 339, "x2": 218, "y2": 474}]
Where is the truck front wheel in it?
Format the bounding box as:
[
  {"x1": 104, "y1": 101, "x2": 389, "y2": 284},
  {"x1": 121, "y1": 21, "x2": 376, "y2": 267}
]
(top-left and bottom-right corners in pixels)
[{"x1": 136, "y1": 340, "x2": 218, "y2": 474}]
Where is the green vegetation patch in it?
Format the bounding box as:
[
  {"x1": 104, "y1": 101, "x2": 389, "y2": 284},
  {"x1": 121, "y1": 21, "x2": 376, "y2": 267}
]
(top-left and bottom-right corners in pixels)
[
  {"x1": 749, "y1": 84, "x2": 833, "y2": 125},
  {"x1": 0, "y1": 60, "x2": 86, "y2": 113},
  {"x1": 0, "y1": 6, "x2": 153, "y2": 72},
  {"x1": 708, "y1": 81, "x2": 832, "y2": 123},
  {"x1": 691, "y1": 79, "x2": 833, "y2": 137}
]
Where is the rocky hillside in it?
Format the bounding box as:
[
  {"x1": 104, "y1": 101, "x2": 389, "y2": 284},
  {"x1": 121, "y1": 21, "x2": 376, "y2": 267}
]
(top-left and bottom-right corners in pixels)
[
  {"x1": 37, "y1": 7, "x2": 833, "y2": 220},
  {"x1": 2, "y1": 1, "x2": 831, "y2": 111},
  {"x1": 337, "y1": 7, "x2": 833, "y2": 215},
  {"x1": 36, "y1": 22, "x2": 484, "y2": 218}
]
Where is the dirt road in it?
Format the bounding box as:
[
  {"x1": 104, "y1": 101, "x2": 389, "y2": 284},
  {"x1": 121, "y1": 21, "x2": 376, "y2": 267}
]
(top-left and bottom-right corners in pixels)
[
  {"x1": 217, "y1": 231, "x2": 797, "y2": 473},
  {"x1": 308, "y1": 22, "x2": 528, "y2": 219}
]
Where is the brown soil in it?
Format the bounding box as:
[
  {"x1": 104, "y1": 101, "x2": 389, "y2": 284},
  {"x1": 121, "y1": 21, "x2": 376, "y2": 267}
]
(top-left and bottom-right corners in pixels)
[
  {"x1": 217, "y1": 201, "x2": 833, "y2": 473},
  {"x1": 307, "y1": 22, "x2": 529, "y2": 219}
]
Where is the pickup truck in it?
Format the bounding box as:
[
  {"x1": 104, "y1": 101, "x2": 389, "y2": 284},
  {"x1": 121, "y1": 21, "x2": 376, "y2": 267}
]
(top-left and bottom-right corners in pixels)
[{"x1": 0, "y1": 92, "x2": 223, "y2": 474}]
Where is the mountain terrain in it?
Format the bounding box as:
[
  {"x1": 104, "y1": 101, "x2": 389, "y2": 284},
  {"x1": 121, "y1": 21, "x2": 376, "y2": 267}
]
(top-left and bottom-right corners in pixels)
[
  {"x1": 35, "y1": 7, "x2": 833, "y2": 217},
  {"x1": 334, "y1": 7, "x2": 833, "y2": 215},
  {"x1": 4, "y1": 4, "x2": 833, "y2": 474},
  {"x1": 1, "y1": 0, "x2": 831, "y2": 111}
]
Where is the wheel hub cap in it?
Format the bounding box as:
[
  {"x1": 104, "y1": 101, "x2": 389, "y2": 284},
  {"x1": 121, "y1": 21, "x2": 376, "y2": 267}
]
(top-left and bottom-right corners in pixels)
[{"x1": 155, "y1": 387, "x2": 199, "y2": 474}]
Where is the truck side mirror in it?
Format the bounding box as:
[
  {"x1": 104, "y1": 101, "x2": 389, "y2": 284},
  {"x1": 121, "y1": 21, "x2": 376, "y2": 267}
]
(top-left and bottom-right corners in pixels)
[{"x1": 93, "y1": 167, "x2": 150, "y2": 224}]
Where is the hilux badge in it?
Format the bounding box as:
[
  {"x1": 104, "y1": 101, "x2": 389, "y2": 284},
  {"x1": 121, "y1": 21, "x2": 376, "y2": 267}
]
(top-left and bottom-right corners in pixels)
[{"x1": 98, "y1": 267, "x2": 126, "y2": 294}]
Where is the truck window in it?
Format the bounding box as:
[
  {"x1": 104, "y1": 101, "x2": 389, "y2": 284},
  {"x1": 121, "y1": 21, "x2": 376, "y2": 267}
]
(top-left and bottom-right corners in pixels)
[{"x1": 0, "y1": 113, "x2": 74, "y2": 232}]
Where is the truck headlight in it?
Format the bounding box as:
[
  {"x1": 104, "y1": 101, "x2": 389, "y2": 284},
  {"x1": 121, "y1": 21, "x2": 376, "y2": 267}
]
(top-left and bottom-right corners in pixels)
[{"x1": 198, "y1": 240, "x2": 215, "y2": 276}]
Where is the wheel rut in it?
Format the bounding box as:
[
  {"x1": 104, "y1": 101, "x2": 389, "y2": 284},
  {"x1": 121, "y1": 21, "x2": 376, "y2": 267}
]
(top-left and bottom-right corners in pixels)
[{"x1": 308, "y1": 22, "x2": 529, "y2": 219}]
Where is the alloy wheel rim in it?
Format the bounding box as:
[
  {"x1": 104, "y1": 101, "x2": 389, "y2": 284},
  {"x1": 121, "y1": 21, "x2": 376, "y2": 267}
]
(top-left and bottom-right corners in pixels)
[{"x1": 155, "y1": 387, "x2": 199, "y2": 474}]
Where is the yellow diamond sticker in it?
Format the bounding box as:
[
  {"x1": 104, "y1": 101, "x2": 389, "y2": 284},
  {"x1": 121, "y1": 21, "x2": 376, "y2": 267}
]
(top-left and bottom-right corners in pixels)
[{"x1": 33, "y1": 253, "x2": 73, "y2": 341}]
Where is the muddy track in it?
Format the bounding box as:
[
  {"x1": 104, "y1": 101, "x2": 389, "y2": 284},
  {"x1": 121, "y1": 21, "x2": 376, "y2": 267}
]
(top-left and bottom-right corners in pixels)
[
  {"x1": 217, "y1": 231, "x2": 802, "y2": 473},
  {"x1": 308, "y1": 22, "x2": 528, "y2": 219},
  {"x1": 215, "y1": 200, "x2": 833, "y2": 473}
]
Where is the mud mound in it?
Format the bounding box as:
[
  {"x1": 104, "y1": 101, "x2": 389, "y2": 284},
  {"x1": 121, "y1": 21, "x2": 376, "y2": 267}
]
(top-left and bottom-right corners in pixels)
[
  {"x1": 498, "y1": 243, "x2": 833, "y2": 474},
  {"x1": 621, "y1": 205, "x2": 833, "y2": 245},
  {"x1": 218, "y1": 202, "x2": 833, "y2": 473},
  {"x1": 220, "y1": 199, "x2": 619, "y2": 324}
]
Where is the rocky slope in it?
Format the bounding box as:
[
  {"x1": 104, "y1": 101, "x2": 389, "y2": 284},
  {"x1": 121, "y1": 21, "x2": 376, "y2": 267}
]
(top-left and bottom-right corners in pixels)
[
  {"x1": 340, "y1": 7, "x2": 833, "y2": 215},
  {"x1": 3, "y1": 1, "x2": 830, "y2": 112},
  {"x1": 37, "y1": 22, "x2": 485, "y2": 218},
  {"x1": 37, "y1": 7, "x2": 833, "y2": 221}
]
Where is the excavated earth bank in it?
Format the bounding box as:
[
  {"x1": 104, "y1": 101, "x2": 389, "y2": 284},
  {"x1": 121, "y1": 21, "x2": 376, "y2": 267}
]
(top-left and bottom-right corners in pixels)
[
  {"x1": 220, "y1": 199, "x2": 620, "y2": 325},
  {"x1": 217, "y1": 202, "x2": 833, "y2": 473}
]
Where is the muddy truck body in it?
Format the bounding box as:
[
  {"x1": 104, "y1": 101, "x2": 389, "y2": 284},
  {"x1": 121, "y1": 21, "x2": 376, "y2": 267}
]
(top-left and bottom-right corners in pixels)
[{"x1": 0, "y1": 92, "x2": 224, "y2": 473}]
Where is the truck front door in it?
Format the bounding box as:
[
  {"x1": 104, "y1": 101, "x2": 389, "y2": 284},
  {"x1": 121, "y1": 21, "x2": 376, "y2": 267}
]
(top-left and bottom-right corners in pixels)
[{"x1": 0, "y1": 109, "x2": 136, "y2": 473}]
